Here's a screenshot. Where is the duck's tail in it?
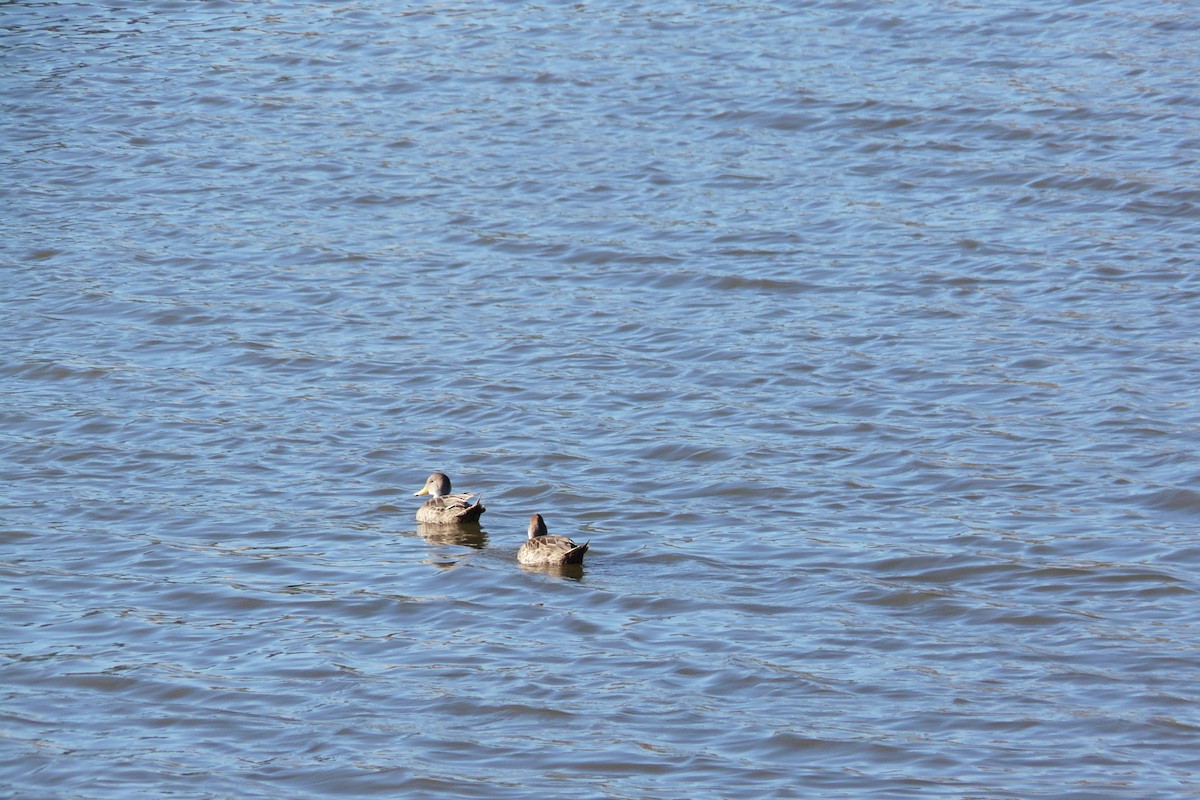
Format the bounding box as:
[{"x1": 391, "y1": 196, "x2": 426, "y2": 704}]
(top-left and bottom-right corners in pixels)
[
  {"x1": 466, "y1": 496, "x2": 485, "y2": 520},
  {"x1": 563, "y1": 540, "x2": 589, "y2": 565}
]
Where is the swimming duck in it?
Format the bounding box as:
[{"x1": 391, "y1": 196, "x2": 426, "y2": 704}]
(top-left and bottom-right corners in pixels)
[
  {"x1": 413, "y1": 472, "x2": 485, "y2": 524},
  {"x1": 517, "y1": 513, "x2": 588, "y2": 566}
]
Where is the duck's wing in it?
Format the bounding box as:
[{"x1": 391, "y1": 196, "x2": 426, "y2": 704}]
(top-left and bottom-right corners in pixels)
[
  {"x1": 525, "y1": 535, "x2": 586, "y2": 561},
  {"x1": 547, "y1": 534, "x2": 580, "y2": 551},
  {"x1": 429, "y1": 492, "x2": 480, "y2": 509}
]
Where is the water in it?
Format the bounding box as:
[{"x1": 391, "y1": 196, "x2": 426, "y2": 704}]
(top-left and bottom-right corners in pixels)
[{"x1": 3, "y1": 1, "x2": 1199, "y2": 797}]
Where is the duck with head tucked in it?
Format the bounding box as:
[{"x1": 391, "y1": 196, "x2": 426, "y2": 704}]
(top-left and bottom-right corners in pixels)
[
  {"x1": 413, "y1": 472, "x2": 485, "y2": 524},
  {"x1": 517, "y1": 513, "x2": 588, "y2": 566}
]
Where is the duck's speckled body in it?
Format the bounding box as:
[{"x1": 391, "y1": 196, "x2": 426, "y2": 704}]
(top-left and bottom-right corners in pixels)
[
  {"x1": 517, "y1": 513, "x2": 588, "y2": 566},
  {"x1": 413, "y1": 472, "x2": 485, "y2": 524}
]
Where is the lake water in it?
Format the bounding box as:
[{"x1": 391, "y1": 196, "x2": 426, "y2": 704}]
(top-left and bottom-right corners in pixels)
[{"x1": 3, "y1": 1, "x2": 1200, "y2": 798}]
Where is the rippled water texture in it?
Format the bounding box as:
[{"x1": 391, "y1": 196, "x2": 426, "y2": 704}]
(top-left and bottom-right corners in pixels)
[{"x1": 4, "y1": 1, "x2": 1200, "y2": 798}]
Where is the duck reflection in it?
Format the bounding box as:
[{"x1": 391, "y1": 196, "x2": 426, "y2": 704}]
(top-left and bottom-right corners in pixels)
[
  {"x1": 519, "y1": 561, "x2": 586, "y2": 582},
  {"x1": 417, "y1": 521, "x2": 488, "y2": 549}
]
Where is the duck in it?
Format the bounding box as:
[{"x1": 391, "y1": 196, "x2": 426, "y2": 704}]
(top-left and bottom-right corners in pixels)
[
  {"x1": 413, "y1": 472, "x2": 485, "y2": 524},
  {"x1": 517, "y1": 513, "x2": 588, "y2": 566}
]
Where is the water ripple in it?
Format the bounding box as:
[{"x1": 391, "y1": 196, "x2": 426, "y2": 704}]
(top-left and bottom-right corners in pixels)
[{"x1": 4, "y1": 1, "x2": 1200, "y2": 799}]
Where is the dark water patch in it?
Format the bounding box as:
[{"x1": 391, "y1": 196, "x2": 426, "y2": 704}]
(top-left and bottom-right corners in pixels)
[{"x1": 1134, "y1": 487, "x2": 1200, "y2": 515}]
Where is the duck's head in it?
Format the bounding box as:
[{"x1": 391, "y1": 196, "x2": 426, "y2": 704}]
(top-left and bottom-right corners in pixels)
[
  {"x1": 415, "y1": 472, "x2": 452, "y2": 498},
  {"x1": 527, "y1": 513, "x2": 548, "y2": 539}
]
